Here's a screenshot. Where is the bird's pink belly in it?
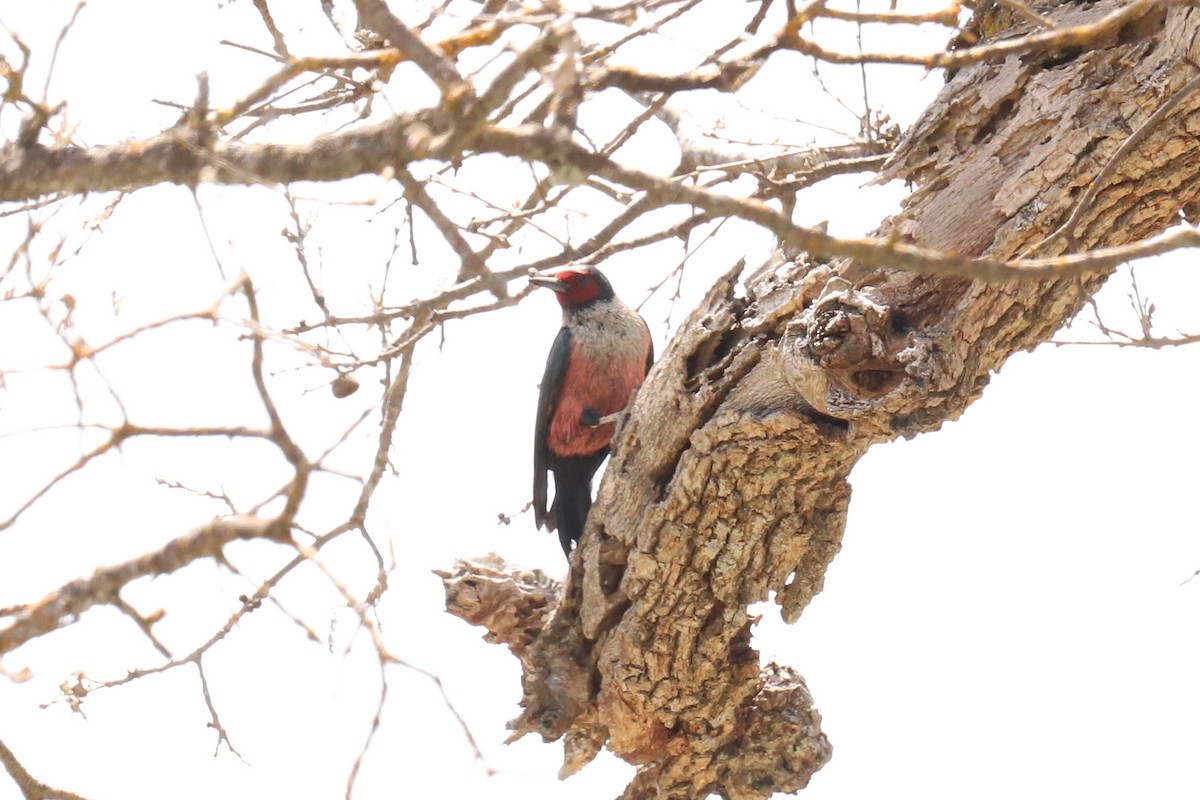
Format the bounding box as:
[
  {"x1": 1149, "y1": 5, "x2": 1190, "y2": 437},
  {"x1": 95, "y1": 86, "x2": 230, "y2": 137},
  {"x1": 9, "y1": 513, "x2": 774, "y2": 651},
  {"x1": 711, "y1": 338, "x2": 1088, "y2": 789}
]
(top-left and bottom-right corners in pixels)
[{"x1": 548, "y1": 367, "x2": 642, "y2": 457}]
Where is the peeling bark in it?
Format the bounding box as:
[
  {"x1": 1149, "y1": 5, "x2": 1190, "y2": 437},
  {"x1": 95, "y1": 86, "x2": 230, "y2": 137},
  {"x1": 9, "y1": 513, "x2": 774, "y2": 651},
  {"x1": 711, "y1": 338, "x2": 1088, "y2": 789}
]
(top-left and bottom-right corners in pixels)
[{"x1": 443, "y1": 4, "x2": 1200, "y2": 797}]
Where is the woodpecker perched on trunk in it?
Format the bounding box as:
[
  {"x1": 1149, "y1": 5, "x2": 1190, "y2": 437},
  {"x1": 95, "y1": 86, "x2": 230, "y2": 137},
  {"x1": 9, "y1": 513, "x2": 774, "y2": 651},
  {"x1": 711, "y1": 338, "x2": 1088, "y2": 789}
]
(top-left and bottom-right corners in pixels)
[{"x1": 530, "y1": 267, "x2": 653, "y2": 556}]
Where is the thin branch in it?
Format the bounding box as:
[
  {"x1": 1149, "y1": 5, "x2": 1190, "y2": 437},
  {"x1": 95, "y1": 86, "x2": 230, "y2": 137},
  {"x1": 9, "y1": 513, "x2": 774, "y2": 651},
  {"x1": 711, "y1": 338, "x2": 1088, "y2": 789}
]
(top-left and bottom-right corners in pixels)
[
  {"x1": 352, "y1": 0, "x2": 468, "y2": 95},
  {"x1": 348, "y1": 344, "x2": 415, "y2": 523},
  {"x1": 345, "y1": 654, "x2": 388, "y2": 800},
  {"x1": 238, "y1": 275, "x2": 310, "y2": 517},
  {"x1": 250, "y1": 0, "x2": 291, "y2": 60},
  {"x1": 656, "y1": 100, "x2": 890, "y2": 176},
  {"x1": 214, "y1": 51, "x2": 400, "y2": 125},
  {"x1": 779, "y1": 0, "x2": 1168, "y2": 68},
  {"x1": 38, "y1": 1, "x2": 86, "y2": 105},
  {"x1": 582, "y1": 0, "x2": 706, "y2": 65},
  {"x1": 1054, "y1": 266, "x2": 1200, "y2": 348},
  {"x1": 308, "y1": 552, "x2": 491, "y2": 781},
  {"x1": 87, "y1": 523, "x2": 351, "y2": 696},
  {"x1": 0, "y1": 516, "x2": 284, "y2": 656},
  {"x1": 817, "y1": 4, "x2": 959, "y2": 26},
  {"x1": 196, "y1": 660, "x2": 245, "y2": 760},
  {"x1": 759, "y1": 153, "x2": 890, "y2": 193},
  {"x1": 111, "y1": 596, "x2": 172, "y2": 658},
  {"x1": 591, "y1": 61, "x2": 761, "y2": 94},
  {"x1": 993, "y1": 0, "x2": 1057, "y2": 29},
  {"x1": 1033, "y1": 70, "x2": 1200, "y2": 254},
  {"x1": 0, "y1": 422, "x2": 272, "y2": 532},
  {"x1": 394, "y1": 167, "x2": 504, "y2": 295},
  {"x1": 475, "y1": 124, "x2": 1200, "y2": 282},
  {"x1": 1054, "y1": 331, "x2": 1200, "y2": 348},
  {"x1": 283, "y1": 190, "x2": 329, "y2": 318}
]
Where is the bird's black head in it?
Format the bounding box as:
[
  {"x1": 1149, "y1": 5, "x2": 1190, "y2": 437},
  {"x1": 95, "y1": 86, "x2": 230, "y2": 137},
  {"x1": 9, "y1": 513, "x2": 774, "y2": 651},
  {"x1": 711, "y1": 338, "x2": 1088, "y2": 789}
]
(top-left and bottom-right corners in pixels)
[{"x1": 529, "y1": 267, "x2": 615, "y2": 310}]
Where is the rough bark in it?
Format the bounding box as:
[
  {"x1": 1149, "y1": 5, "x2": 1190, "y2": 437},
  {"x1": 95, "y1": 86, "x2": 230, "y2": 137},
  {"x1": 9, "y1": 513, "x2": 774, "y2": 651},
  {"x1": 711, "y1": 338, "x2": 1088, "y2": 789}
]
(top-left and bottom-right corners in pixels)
[{"x1": 442, "y1": 3, "x2": 1200, "y2": 798}]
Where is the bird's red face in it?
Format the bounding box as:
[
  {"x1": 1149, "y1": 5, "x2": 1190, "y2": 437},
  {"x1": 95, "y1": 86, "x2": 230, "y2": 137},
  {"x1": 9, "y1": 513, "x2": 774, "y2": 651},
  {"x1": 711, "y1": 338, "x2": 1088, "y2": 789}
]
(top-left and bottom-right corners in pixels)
[{"x1": 530, "y1": 268, "x2": 614, "y2": 309}]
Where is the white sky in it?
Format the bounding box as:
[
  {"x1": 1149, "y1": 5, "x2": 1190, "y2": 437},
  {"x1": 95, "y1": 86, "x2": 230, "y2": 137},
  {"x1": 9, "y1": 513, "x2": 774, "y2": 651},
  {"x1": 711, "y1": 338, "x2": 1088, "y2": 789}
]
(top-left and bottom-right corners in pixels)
[{"x1": 1, "y1": 2, "x2": 1199, "y2": 800}]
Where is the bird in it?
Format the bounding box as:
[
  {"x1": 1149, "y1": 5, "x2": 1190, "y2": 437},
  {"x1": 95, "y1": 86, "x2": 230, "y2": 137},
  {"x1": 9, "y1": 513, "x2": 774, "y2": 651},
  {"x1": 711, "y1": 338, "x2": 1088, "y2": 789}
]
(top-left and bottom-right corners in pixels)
[{"x1": 530, "y1": 267, "x2": 653, "y2": 556}]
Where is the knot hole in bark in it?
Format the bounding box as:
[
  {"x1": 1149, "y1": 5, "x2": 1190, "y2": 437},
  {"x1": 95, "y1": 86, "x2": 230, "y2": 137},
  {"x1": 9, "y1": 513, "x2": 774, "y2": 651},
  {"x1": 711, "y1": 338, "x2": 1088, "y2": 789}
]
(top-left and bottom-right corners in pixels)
[{"x1": 779, "y1": 279, "x2": 911, "y2": 418}]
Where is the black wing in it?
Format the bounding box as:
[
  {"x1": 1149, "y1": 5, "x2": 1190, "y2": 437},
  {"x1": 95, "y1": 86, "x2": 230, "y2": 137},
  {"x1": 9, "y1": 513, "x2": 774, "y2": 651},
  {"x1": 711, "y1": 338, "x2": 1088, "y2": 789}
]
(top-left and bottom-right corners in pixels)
[
  {"x1": 533, "y1": 326, "x2": 572, "y2": 531},
  {"x1": 644, "y1": 322, "x2": 655, "y2": 375}
]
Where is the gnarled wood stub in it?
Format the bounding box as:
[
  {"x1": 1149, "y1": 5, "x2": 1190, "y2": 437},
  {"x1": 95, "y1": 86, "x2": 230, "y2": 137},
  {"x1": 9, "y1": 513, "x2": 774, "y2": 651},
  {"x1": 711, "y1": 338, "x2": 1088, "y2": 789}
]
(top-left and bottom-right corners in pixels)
[{"x1": 442, "y1": 4, "x2": 1200, "y2": 797}]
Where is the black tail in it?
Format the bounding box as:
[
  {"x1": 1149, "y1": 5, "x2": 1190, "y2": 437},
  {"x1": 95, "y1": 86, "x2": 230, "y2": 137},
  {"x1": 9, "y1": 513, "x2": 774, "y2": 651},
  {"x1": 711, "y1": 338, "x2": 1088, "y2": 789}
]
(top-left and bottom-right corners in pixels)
[{"x1": 550, "y1": 451, "x2": 607, "y2": 555}]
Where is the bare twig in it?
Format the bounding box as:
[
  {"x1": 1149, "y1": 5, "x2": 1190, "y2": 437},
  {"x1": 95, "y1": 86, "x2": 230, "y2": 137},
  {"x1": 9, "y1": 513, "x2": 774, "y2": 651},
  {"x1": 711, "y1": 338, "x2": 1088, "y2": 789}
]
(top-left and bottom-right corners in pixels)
[
  {"x1": 215, "y1": 51, "x2": 397, "y2": 125},
  {"x1": 283, "y1": 190, "x2": 329, "y2": 317},
  {"x1": 196, "y1": 660, "x2": 245, "y2": 759},
  {"x1": 394, "y1": 167, "x2": 503, "y2": 295},
  {"x1": 250, "y1": 0, "x2": 291, "y2": 60},
  {"x1": 39, "y1": 1, "x2": 86, "y2": 105},
  {"x1": 817, "y1": 4, "x2": 959, "y2": 26},
  {"x1": 780, "y1": 0, "x2": 1167, "y2": 68},
  {"x1": 656, "y1": 100, "x2": 890, "y2": 177},
  {"x1": 0, "y1": 423, "x2": 272, "y2": 532},
  {"x1": 345, "y1": 654, "x2": 388, "y2": 800},
  {"x1": 1054, "y1": 266, "x2": 1200, "y2": 348},
  {"x1": 476, "y1": 124, "x2": 1200, "y2": 282},
  {"x1": 993, "y1": 0, "x2": 1057, "y2": 29},
  {"x1": 238, "y1": 274, "x2": 310, "y2": 516}
]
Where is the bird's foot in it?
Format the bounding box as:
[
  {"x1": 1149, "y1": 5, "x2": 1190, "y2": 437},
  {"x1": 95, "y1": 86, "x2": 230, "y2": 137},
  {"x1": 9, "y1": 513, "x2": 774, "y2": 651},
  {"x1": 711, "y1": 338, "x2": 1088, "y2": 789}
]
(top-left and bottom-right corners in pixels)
[{"x1": 581, "y1": 409, "x2": 621, "y2": 428}]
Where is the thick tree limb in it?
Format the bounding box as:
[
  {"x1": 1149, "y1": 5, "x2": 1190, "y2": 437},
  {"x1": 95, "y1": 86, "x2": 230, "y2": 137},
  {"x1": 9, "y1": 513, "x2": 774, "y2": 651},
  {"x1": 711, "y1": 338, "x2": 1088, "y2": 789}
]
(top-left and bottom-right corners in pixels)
[
  {"x1": 444, "y1": 3, "x2": 1200, "y2": 798},
  {"x1": 0, "y1": 113, "x2": 421, "y2": 201}
]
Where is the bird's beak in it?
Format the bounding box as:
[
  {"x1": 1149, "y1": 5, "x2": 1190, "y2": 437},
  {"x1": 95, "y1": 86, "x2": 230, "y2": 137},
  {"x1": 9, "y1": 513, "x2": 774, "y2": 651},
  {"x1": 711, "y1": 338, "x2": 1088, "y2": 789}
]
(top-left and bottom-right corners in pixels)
[{"x1": 528, "y1": 273, "x2": 566, "y2": 292}]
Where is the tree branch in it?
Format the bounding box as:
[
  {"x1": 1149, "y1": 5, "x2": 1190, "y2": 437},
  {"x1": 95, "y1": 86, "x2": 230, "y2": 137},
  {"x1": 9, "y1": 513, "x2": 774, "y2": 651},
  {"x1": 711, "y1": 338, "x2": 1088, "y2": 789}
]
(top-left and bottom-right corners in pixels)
[
  {"x1": 0, "y1": 737, "x2": 90, "y2": 800},
  {"x1": 0, "y1": 112, "x2": 420, "y2": 201},
  {"x1": 0, "y1": 516, "x2": 285, "y2": 657}
]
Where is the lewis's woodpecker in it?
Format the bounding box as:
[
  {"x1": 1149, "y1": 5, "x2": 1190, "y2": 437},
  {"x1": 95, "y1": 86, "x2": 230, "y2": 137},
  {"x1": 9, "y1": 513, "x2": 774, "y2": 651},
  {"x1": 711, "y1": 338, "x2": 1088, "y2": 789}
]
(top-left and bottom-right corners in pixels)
[{"x1": 530, "y1": 267, "x2": 653, "y2": 555}]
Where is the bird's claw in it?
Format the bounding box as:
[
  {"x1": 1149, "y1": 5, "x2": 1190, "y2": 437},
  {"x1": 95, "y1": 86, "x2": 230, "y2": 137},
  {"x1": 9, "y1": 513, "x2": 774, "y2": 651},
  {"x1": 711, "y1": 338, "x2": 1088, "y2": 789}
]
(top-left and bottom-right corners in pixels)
[{"x1": 582, "y1": 409, "x2": 621, "y2": 428}]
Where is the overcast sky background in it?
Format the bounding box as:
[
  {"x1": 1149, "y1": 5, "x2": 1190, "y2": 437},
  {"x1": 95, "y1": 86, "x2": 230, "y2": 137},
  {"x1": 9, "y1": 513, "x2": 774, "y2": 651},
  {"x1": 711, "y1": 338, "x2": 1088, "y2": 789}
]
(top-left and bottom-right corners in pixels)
[{"x1": 1, "y1": 2, "x2": 1199, "y2": 799}]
